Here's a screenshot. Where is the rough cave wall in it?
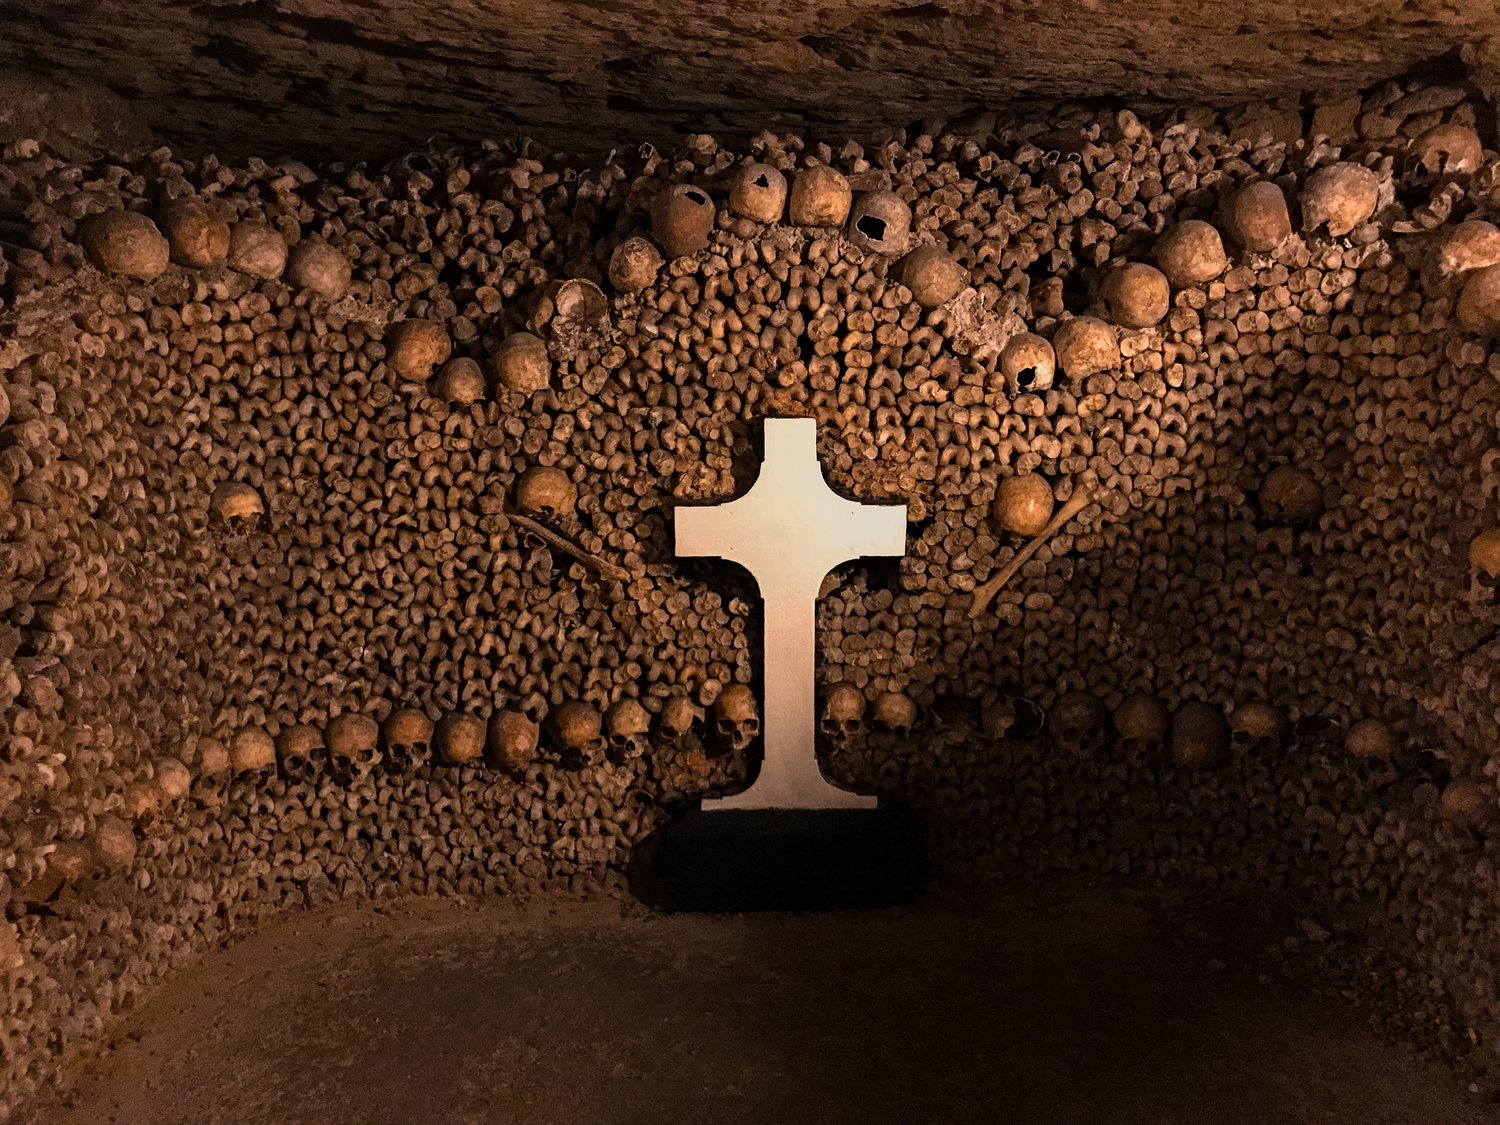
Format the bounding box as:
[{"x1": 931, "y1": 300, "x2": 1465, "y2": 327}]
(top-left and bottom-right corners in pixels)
[
  {"x1": 3, "y1": 0, "x2": 1500, "y2": 163},
  {"x1": 4, "y1": 76, "x2": 1500, "y2": 1115}
]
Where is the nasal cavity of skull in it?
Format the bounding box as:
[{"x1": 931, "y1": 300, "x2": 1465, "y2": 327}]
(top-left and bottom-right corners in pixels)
[{"x1": 857, "y1": 215, "x2": 887, "y2": 241}]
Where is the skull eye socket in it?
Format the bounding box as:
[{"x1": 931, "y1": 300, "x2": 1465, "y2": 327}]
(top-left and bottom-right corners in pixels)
[{"x1": 357, "y1": 748, "x2": 374, "y2": 761}]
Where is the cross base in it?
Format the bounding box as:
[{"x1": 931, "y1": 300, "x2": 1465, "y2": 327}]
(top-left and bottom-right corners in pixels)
[{"x1": 650, "y1": 805, "x2": 926, "y2": 912}]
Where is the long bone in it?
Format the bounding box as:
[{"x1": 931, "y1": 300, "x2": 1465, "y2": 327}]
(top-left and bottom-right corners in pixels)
[{"x1": 969, "y1": 479, "x2": 1104, "y2": 620}]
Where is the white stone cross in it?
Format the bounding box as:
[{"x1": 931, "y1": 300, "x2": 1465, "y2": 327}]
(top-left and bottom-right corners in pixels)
[{"x1": 675, "y1": 417, "x2": 908, "y2": 810}]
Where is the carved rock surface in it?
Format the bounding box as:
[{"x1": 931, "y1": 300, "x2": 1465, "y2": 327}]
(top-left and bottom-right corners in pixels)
[{"x1": 2, "y1": 0, "x2": 1497, "y2": 160}]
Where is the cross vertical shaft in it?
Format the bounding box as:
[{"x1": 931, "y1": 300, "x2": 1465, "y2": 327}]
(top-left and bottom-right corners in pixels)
[{"x1": 674, "y1": 418, "x2": 907, "y2": 810}]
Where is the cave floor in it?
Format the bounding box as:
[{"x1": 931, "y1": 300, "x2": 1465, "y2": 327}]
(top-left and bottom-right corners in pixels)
[{"x1": 39, "y1": 885, "x2": 1489, "y2": 1125}]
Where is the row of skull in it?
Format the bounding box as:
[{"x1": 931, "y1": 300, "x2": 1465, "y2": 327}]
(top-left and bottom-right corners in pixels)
[{"x1": 207, "y1": 685, "x2": 764, "y2": 791}]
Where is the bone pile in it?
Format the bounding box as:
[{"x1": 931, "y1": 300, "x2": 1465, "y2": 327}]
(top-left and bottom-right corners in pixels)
[{"x1": 2, "y1": 80, "x2": 1500, "y2": 1113}]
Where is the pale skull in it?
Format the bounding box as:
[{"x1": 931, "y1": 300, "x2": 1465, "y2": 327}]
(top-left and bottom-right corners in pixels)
[
  {"x1": 488, "y1": 709, "x2": 540, "y2": 772},
  {"x1": 1049, "y1": 690, "x2": 1108, "y2": 759},
  {"x1": 383, "y1": 708, "x2": 434, "y2": 771},
  {"x1": 276, "y1": 724, "x2": 326, "y2": 785},
  {"x1": 326, "y1": 712, "x2": 381, "y2": 784},
  {"x1": 872, "y1": 691, "x2": 919, "y2": 737},
  {"x1": 605, "y1": 698, "x2": 652, "y2": 760},
  {"x1": 549, "y1": 700, "x2": 607, "y2": 765},
  {"x1": 714, "y1": 683, "x2": 760, "y2": 751},
  {"x1": 820, "y1": 682, "x2": 866, "y2": 743},
  {"x1": 230, "y1": 727, "x2": 276, "y2": 775},
  {"x1": 154, "y1": 758, "x2": 191, "y2": 803}
]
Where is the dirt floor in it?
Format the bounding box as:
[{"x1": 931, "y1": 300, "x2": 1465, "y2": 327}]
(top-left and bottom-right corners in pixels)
[{"x1": 35, "y1": 887, "x2": 1492, "y2": 1125}]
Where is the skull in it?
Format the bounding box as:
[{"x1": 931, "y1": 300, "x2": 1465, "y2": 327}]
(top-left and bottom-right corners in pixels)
[
  {"x1": 211, "y1": 482, "x2": 263, "y2": 534},
  {"x1": 1153, "y1": 220, "x2": 1227, "y2": 287},
  {"x1": 1229, "y1": 700, "x2": 1286, "y2": 757},
  {"x1": 1051, "y1": 316, "x2": 1119, "y2": 380},
  {"x1": 999, "y1": 332, "x2": 1056, "y2": 394},
  {"x1": 1405, "y1": 123, "x2": 1484, "y2": 183},
  {"x1": 122, "y1": 780, "x2": 160, "y2": 821},
  {"x1": 730, "y1": 163, "x2": 788, "y2": 224},
  {"x1": 1300, "y1": 162, "x2": 1379, "y2": 238},
  {"x1": 608, "y1": 235, "x2": 664, "y2": 293},
  {"x1": 490, "y1": 331, "x2": 551, "y2": 395},
  {"x1": 276, "y1": 724, "x2": 326, "y2": 785},
  {"x1": 538, "y1": 278, "x2": 610, "y2": 353},
  {"x1": 847, "y1": 190, "x2": 912, "y2": 255},
  {"x1": 896, "y1": 245, "x2": 966, "y2": 308},
  {"x1": 192, "y1": 738, "x2": 232, "y2": 807},
  {"x1": 1258, "y1": 465, "x2": 1323, "y2": 523},
  {"x1": 154, "y1": 758, "x2": 191, "y2": 804},
  {"x1": 386, "y1": 319, "x2": 453, "y2": 381},
  {"x1": 1113, "y1": 694, "x2": 1169, "y2": 763},
  {"x1": 652, "y1": 183, "x2": 716, "y2": 258},
  {"x1": 1102, "y1": 262, "x2": 1170, "y2": 329},
  {"x1": 515, "y1": 466, "x2": 577, "y2": 518},
  {"x1": 714, "y1": 683, "x2": 760, "y2": 751},
  {"x1": 325, "y1": 712, "x2": 381, "y2": 784},
  {"x1": 1223, "y1": 181, "x2": 1291, "y2": 252},
  {"x1": 435, "y1": 713, "x2": 486, "y2": 766},
  {"x1": 1170, "y1": 700, "x2": 1231, "y2": 769},
  {"x1": 1048, "y1": 691, "x2": 1108, "y2": 759},
  {"x1": 432, "y1": 357, "x2": 486, "y2": 405},
  {"x1": 1439, "y1": 779, "x2": 1496, "y2": 831},
  {"x1": 1420, "y1": 221, "x2": 1500, "y2": 299},
  {"x1": 605, "y1": 698, "x2": 653, "y2": 760},
  {"x1": 549, "y1": 700, "x2": 607, "y2": 766},
  {"x1": 230, "y1": 727, "x2": 276, "y2": 776},
  {"x1": 820, "y1": 683, "x2": 866, "y2": 744},
  {"x1": 383, "y1": 708, "x2": 434, "y2": 771},
  {"x1": 788, "y1": 165, "x2": 852, "y2": 227},
  {"x1": 488, "y1": 709, "x2": 540, "y2": 773},
  {"x1": 1457, "y1": 264, "x2": 1500, "y2": 337},
  {"x1": 1346, "y1": 717, "x2": 1396, "y2": 760},
  {"x1": 1470, "y1": 529, "x2": 1500, "y2": 577},
  {"x1": 659, "y1": 693, "x2": 705, "y2": 739},
  {"x1": 992, "y1": 472, "x2": 1054, "y2": 536},
  {"x1": 872, "y1": 691, "x2": 919, "y2": 737}
]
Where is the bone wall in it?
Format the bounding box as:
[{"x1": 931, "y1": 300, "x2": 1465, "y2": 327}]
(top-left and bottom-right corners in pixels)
[{"x1": 2, "y1": 80, "x2": 1500, "y2": 1114}]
